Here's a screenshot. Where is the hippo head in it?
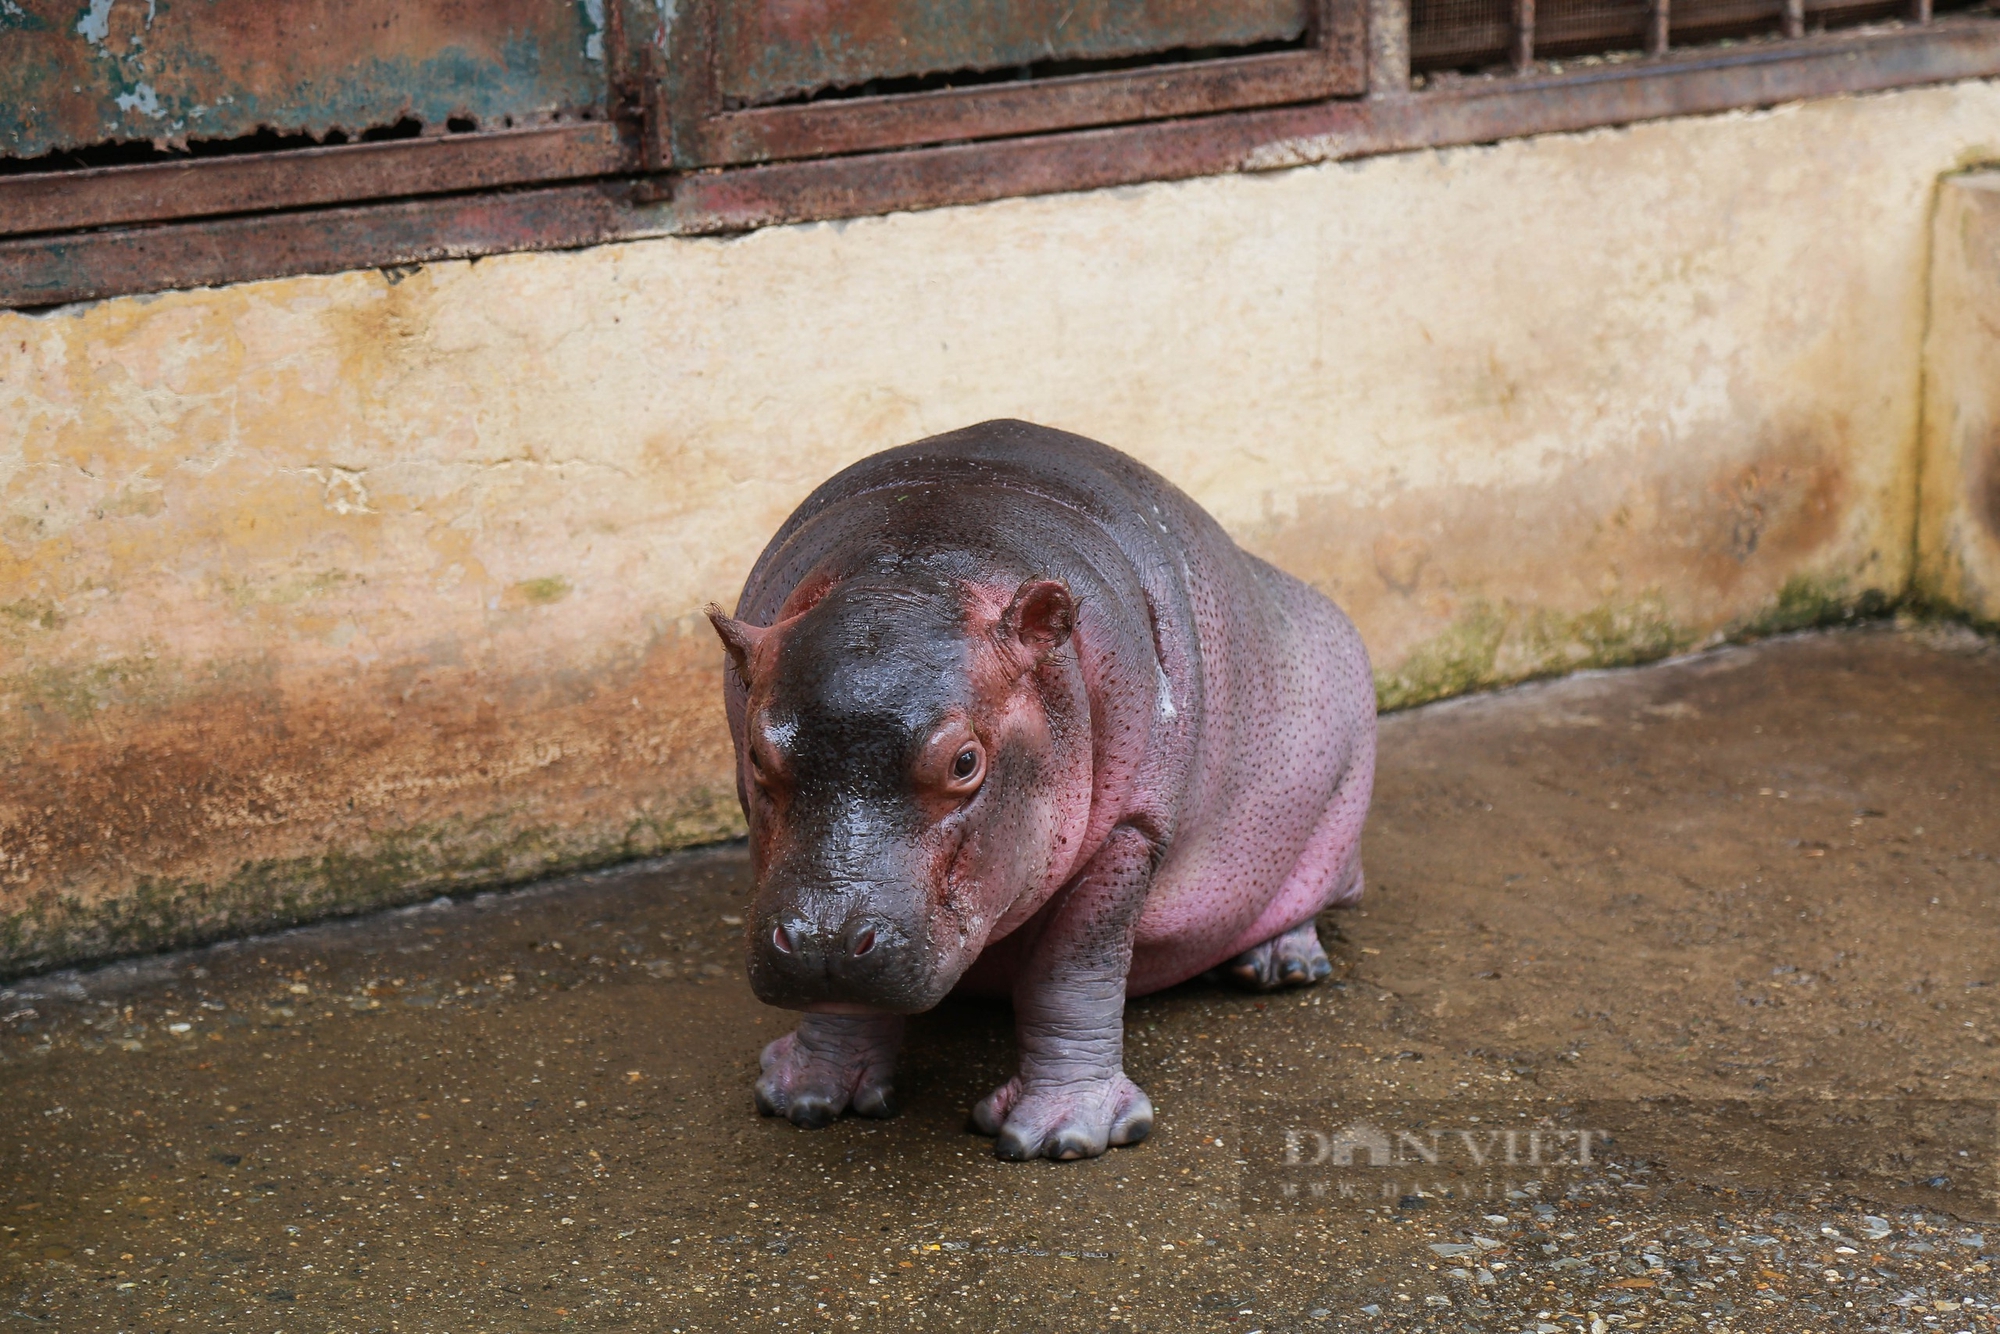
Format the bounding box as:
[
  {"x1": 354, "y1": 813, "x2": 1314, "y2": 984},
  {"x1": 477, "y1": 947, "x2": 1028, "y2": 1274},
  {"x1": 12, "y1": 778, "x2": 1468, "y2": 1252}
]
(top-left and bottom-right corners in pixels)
[{"x1": 706, "y1": 573, "x2": 1089, "y2": 1014}]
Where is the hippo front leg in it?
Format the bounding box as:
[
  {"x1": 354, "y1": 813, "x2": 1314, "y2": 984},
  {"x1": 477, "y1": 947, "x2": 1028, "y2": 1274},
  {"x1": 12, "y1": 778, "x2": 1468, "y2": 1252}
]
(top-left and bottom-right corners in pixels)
[
  {"x1": 755, "y1": 1012, "x2": 905, "y2": 1129},
  {"x1": 971, "y1": 827, "x2": 1155, "y2": 1161}
]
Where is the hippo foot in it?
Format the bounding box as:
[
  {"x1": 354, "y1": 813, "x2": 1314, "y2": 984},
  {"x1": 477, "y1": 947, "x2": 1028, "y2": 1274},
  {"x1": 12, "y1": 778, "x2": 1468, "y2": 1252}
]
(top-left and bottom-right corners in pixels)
[
  {"x1": 753, "y1": 1014, "x2": 903, "y2": 1129},
  {"x1": 1216, "y1": 920, "x2": 1333, "y2": 992},
  {"x1": 969, "y1": 1073, "x2": 1153, "y2": 1161}
]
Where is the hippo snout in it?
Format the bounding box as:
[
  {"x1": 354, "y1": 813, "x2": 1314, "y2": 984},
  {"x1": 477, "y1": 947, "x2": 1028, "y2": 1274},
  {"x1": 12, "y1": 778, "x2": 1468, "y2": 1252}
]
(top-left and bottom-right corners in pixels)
[{"x1": 751, "y1": 907, "x2": 926, "y2": 1009}]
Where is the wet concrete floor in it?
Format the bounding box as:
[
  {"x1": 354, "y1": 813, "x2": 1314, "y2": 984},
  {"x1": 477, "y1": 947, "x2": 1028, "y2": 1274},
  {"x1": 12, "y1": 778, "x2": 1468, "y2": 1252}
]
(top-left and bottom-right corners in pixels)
[{"x1": 3, "y1": 624, "x2": 1999, "y2": 1333}]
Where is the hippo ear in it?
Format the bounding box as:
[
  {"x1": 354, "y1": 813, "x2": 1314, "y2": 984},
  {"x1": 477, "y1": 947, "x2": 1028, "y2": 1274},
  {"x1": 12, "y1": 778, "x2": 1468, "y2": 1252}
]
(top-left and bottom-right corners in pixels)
[
  {"x1": 1003, "y1": 580, "x2": 1075, "y2": 658},
  {"x1": 704, "y1": 604, "x2": 767, "y2": 679}
]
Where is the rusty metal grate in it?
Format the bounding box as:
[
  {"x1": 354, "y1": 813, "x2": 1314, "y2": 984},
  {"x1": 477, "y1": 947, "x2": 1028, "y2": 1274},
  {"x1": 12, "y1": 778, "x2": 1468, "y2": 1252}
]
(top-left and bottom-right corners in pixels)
[
  {"x1": 1414, "y1": 0, "x2": 1979, "y2": 69},
  {"x1": 0, "y1": 0, "x2": 612, "y2": 164},
  {"x1": 670, "y1": 0, "x2": 1368, "y2": 166},
  {"x1": 4, "y1": 0, "x2": 2000, "y2": 309}
]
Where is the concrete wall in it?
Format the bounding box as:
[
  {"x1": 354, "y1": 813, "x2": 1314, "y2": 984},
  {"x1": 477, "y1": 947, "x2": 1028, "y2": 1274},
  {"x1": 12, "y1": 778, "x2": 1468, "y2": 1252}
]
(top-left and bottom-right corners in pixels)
[
  {"x1": 1921, "y1": 169, "x2": 2000, "y2": 626},
  {"x1": 7, "y1": 79, "x2": 2000, "y2": 973}
]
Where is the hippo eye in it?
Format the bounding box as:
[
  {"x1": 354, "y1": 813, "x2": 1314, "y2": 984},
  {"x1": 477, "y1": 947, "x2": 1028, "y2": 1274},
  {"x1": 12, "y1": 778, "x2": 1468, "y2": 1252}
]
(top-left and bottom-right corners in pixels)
[{"x1": 931, "y1": 731, "x2": 984, "y2": 795}]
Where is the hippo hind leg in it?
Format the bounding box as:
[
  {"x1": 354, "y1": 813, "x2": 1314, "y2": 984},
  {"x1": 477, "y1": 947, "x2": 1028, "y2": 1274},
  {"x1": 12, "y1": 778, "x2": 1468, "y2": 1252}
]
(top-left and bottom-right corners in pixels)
[{"x1": 1215, "y1": 920, "x2": 1334, "y2": 991}]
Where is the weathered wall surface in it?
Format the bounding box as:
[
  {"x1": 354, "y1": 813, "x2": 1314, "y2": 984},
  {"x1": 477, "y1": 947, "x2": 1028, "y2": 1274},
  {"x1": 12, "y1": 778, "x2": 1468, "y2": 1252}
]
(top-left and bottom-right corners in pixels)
[
  {"x1": 6, "y1": 80, "x2": 1999, "y2": 973},
  {"x1": 1920, "y1": 170, "x2": 2000, "y2": 626}
]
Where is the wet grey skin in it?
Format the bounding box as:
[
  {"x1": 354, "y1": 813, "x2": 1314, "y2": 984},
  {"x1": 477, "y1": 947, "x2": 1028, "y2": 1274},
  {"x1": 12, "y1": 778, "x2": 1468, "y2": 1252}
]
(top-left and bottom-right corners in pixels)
[{"x1": 706, "y1": 420, "x2": 1376, "y2": 1161}]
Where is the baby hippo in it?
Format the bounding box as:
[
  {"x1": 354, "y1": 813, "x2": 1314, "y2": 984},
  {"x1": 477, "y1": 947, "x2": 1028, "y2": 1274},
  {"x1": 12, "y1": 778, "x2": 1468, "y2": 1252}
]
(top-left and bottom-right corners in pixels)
[{"x1": 706, "y1": 420, "x2": 1374, "y2": 1161}]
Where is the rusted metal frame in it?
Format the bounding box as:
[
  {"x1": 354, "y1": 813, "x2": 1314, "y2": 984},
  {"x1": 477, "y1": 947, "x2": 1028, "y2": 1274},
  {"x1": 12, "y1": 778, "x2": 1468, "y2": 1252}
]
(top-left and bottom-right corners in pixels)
[
  {"x1": 1650, "y1": 0, "x2": 1674, "y2": 54},
  {"x1": 673, "y1": 18, "x2": 2000, "y2": 229},
  {"x1": 1436, "y1": 0, "x2": 1917, "y2": 73},
  {"x1": 1513, "y1": 0, "x2": 1538, "y2": 71},
  {"x1": 0, "y1": 123, "x2": 633, "y2": 241},
  {"x1": 663, "y1": 0, "x2": 723, "y2": 172},
  {"x1": 698, "y1": 50, "x2": 1362, "y2": 165},
  {"x1": 0, "y1": 183, "x2": 660, "y2": 310},
  {"x1": 0, "y1": 0, "x2": 605, "y2": 164},
  {"x1": 714, "y1": 0, "x2": 1320, "y2": 104},
  {"x1": 671, "y1": 0, "x2": 1366, "y2": 167},
  {"x1": 1369, "y1": 0, "x2": 1415, "y2": 93},
  {"x1": 8, "y1": 19, "x2": 2000, "y2": 311}
]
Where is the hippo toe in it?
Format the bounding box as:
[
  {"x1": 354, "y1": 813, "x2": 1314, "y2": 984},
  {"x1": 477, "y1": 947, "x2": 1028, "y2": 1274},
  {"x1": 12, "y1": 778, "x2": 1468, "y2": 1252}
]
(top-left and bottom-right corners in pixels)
[
  {"x1": 753, "y1": 1014, "x2": 904, "y2": 1129},
  {"x1": 970, "y1": 1073, "x2": 1154, "y2": 1161},
  {"x1": 1216, "y1": 920, "x2": 1335, "y2": 992}
]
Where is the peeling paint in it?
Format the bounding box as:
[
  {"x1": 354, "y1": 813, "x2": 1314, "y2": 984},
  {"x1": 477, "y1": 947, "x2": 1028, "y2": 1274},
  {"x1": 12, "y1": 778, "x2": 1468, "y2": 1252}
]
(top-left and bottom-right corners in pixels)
[
  {"x1": 4, "y1": 0, "x2": 619, "y2": 158},
  {"x1": 74, "y1": 0, "x2": 114, "y2": 46},
  {"x1": 111, "y1": 82, "x2": 160, "y2": 117}
]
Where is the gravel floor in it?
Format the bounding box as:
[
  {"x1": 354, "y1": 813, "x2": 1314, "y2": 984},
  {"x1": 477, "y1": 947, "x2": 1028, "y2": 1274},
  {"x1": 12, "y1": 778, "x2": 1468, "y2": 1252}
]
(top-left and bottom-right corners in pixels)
[{"x1": 2, "y1": 622, "x2": 1997, "y2": 1333}]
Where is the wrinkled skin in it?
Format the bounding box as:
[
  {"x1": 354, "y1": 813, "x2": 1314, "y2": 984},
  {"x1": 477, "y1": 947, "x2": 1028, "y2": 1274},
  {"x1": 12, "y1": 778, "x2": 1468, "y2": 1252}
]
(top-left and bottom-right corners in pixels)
[{"x1": 708, "y1": 421, "x2": 1375, "y2": 1161}]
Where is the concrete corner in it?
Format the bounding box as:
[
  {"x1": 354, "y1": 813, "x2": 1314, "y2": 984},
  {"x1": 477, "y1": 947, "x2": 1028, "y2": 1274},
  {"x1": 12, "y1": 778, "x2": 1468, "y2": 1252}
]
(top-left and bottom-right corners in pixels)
[{"x1": 1919, "y1": 169, "x2": 2000, "y2": 626}]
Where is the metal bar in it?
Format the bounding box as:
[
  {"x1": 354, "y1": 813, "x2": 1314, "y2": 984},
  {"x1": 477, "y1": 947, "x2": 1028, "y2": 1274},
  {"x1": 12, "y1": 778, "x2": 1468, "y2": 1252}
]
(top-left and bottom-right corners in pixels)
[
  {"x1": 664, "y1": 0, "x2": 721, "y2": 170},
  {"x1": 8, "y1": 19, "x2": 2000, "y2": 310},
  {"x1": 1784, "y1": 0, "x2": 1805, "y2": 41},
  {"x1": 674, "y1": 20, "x2": 2000, "y2": 227},
  {"x1": 727, "y1": 0, "x2": 1314, "y2": 105},
  {"x1": 1369, "y1": 0, "x2": 1414, "y2": 94},
  {"x1": 701, "y1": 51, "x2": 1358, "y2": 165},
  {"x1": 604, "y1": 0, "x2": 630, "y2": 110},
  {"x1": 0, "y1": 184, "x2": 656, "y2": 310},
  {"x1": 1513, "y1": 0, "x2": 1537, "y2": 72},
  {"x1": 1650, "y1": 0, "x2": 1673, "y2": 55},
  {"x1": 0, "y1": 123, "x2": 632, "y2": 241},
  {"x1": 1914, "y1": 0, "x2": 1933, "y2": 22},
  {"x1": 690, "y1": 0, "x2": 1366, "y2": 166}
]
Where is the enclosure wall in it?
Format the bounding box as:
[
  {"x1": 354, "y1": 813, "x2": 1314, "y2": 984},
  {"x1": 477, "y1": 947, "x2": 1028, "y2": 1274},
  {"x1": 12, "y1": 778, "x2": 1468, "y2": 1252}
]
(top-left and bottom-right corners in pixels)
[{"x1": 6, "y1": 78, "x2": 1999, "y2": 972}]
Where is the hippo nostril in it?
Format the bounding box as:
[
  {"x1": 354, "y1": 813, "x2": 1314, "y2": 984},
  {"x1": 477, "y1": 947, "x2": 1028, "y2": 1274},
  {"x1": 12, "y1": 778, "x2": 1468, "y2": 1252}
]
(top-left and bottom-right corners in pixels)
[
  {"x1": 773, "y1": 924, "x2": 794, "y2": 955},
  {"x1": 851, "y1": 928, "x2": 876, "y2": 957}
]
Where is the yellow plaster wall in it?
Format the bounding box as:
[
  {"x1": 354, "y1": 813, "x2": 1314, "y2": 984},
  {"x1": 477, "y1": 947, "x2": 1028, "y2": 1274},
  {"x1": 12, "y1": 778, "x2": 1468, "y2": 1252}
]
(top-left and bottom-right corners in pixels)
[{"x1": 6, "y1": 79, "x2": 2000, "y2": 970}]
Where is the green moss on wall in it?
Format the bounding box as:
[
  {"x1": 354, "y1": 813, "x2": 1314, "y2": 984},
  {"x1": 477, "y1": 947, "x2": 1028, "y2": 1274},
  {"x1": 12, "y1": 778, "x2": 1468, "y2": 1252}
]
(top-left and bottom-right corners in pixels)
[
  {"x1": 515, "y1": 577, "x2": 572, "y2": 605},
  {"x1": 1373, "y1": 602, "x2": 1508, "y2": 711},
  {"x1": 1376, "y1": 579, "x2": 1895, "y2": 713},
  {"x1": 1374, "y1": 595, "x2": 1694, "y2": 711},
  {"x1": 1515, "y1": 594, "x2": 1690, "y2": 675},
  {"x1": 0, "y1": 599, "x2": 63, "y2": 632},
  {"x1": 1728, "y1": 573, "x2": 1893, "y2": 638},
  {"x1": 3, "y1": 573, "x2": 1909, "y2": 980},
  {"x1": 9, "y1": 655, "x2": 169, "y2": 723}
]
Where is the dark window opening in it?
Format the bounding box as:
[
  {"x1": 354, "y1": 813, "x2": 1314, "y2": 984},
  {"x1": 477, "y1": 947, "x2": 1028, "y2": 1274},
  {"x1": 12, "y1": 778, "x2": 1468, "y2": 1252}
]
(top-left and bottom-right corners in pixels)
[
  {"x1": 0, "y1": 113, "x2": 604, "y2": 182},
  {"x1": 0, "y1": 119, "x2": 434, "y2": 180}
]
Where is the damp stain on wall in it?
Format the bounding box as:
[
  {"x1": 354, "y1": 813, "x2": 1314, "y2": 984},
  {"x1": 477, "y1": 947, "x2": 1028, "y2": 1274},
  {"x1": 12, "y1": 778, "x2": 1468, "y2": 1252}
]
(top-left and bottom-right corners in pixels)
[{"x1": 9, "y1": 79, "x2": 2000, "y2": 972}]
